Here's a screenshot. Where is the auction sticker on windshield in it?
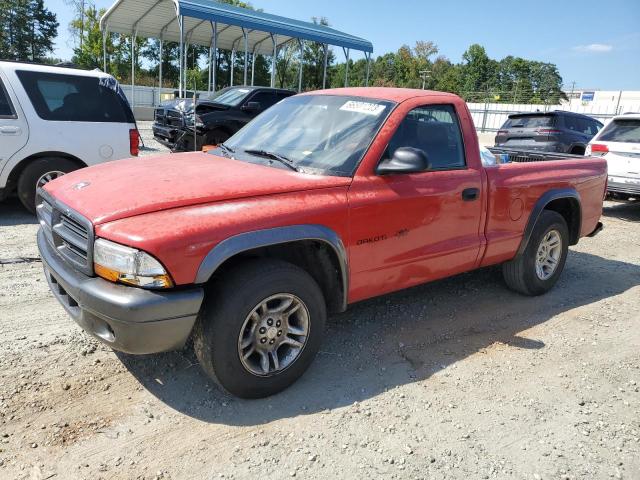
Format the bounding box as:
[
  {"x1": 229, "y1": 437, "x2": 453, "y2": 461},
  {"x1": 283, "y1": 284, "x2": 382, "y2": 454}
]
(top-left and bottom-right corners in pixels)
[{"x1": 340, "y1": 100, "x2": 386, "y2": 116}]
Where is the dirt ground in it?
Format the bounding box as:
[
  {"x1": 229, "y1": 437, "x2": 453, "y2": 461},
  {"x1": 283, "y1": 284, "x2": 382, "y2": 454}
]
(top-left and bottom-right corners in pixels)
[{"x1": 1, "y1": 133, "x2": 639, "y2": 479}]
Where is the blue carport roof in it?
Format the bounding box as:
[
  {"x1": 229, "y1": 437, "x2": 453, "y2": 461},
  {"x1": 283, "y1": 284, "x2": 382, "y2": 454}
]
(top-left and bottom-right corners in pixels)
[{"x1": 100, "y1": 0, "x2": 373, "y2": 55}]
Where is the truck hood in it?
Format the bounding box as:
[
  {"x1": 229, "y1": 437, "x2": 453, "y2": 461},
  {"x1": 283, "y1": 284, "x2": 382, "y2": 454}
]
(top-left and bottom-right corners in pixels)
[{"x1": 44, "y1": 153, "x2": 352, "y2": 225}]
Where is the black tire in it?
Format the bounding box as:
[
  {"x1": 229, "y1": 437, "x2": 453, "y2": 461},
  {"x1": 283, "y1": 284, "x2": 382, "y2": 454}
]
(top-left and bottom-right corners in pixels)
[
  {"x1": 570, "y1": 146, "x2": 585, "y2": 155},
  {"x1": 205, "y1": 128, "x2": 230, "y2": 146},
  {"x1": 502, "y1": 210, "x2": 569, "y2": 296},
  {"x1": 17, "y1": 157, "x2": 80, "y2": 213},
  {"x1": 193, "y1": 259, "x2": 326, "y2": 398}
]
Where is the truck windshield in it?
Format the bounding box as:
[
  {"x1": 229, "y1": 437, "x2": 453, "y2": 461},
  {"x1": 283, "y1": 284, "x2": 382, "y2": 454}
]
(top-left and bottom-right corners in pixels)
[
  {"x1": 220, "y1": 95, "x2": 395, "y2": 176},
  {"x1": 207, "y1": 87, "x2": 252, "y2": 106}
]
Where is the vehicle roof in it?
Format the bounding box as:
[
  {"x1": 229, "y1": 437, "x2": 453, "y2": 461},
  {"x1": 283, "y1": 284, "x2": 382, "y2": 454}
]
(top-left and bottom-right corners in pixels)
[
  {"x1": 0, "y1": 60, "x2": 110, "y2": 78},
  {"x1": 303, "y1": 87, "x2": 460, "y2": 103},
  {"x1": 509, "y1": 110, "x2": 599, "y2": 120},
  {"x1": 610, "y1": 113, "x2": 640, "y2": 120},
  {"x1": 217, "y1": 85, "x2": 294, "y2": 93}
]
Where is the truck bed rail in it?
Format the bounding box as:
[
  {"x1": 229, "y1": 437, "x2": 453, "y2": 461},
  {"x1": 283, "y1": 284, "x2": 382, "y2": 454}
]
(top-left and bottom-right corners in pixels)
[{"x1": 488, "y1": 147, "x2": 586, "y2": 163}]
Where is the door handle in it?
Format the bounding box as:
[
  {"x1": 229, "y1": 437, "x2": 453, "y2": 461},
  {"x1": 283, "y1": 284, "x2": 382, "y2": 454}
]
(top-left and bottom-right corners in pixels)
[
  {"x1": 0, "y1": 126, "x2": 21, "y2": 135},
  {"x1": 462, "y1": 188, "x2": 479, "y2": 201}
]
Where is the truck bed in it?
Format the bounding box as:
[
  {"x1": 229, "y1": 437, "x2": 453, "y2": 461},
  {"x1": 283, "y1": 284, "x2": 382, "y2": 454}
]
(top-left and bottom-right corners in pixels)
[{"x1": 488, "y1": 147, "x2": 589, "y2": 163}]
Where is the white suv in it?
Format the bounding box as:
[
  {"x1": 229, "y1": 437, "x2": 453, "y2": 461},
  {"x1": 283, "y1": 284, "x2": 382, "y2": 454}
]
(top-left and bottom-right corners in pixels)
[
  {"x1": 586, "y1": 113, "x2": 640, "y2": 200},
  {"x1": 0, "y1": 61, "x2": 139, "y2": 212}
]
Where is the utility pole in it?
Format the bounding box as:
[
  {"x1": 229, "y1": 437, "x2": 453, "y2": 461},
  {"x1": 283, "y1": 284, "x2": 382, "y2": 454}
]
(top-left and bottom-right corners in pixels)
[{"x1": 419, "y1": 69, "x2": 431, "y2": 90}]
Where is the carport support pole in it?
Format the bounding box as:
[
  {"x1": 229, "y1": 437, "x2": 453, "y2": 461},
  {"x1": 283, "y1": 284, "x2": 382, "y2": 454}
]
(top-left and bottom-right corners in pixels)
[
  {"x1": 131, "y1": 29, "x2": 136, "y2": 107},
  {"x1": 102, "y1": 28, "x2": 108, "y2": 73},
  {"x1": 297, "y1": 39, "x2": 303, "y2": 93},
  {"x1": 230, "y1": 49, "x2": 235, "y2": 87},
  {"x1": 158, "y1": 37, "x2": 164, "y2": 105},
  {"x1": 243, "y1": 28, "x2": 248, "y2": 86},
  {"x1": 251, "y1": 43, "x2": 260, "y2": 86},
  {"x1": 322, "y1": 44, "x2": 328, "y2": 89},
  {"x1": 270, "y1": 34, "x2": 277, "y2": 88},
  {"x1": 178, "y1": 16, "x2": 184, "y2": 97},
  {"x1": 211, "y1": 22, "x2": 217, "y2": 92},
  {"x1": 343, "y1": 47, "x2": 350, "y2": 87},
  {"x1": 365, "y1": 52, "x2": 371, "y2": 86}
]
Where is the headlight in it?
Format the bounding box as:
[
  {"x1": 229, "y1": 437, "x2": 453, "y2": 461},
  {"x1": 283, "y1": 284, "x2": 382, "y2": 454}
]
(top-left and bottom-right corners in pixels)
[{"x1": 93, "y1": 238, "x2": 173, "y2": 289}]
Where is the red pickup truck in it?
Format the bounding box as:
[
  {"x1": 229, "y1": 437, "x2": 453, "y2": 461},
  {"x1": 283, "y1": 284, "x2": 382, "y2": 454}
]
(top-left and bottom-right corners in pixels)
[{"x1": 37, "y1": 88, "x2": 606, "y2": 398}]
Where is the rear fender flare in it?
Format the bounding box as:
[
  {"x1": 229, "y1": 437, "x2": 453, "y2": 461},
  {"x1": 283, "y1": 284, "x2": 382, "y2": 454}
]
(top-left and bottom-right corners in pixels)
[
  {"x1": 195, "y1": 225, "x2": 349, "y2": 310},
  {"x1": 516, "y1": 188, "x2": 581, "y2": 257}
]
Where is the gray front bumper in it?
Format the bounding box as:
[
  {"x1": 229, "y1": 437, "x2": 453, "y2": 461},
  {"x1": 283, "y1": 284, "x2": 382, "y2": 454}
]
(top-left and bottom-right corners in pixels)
[{"x1": 38, "y1": 229, "x2": 204, "y2": 354}]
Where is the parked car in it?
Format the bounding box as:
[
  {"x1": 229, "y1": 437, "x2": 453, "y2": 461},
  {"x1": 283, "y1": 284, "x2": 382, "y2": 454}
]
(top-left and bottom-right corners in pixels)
[
  {"x1": 151, "y1": 97, "x2": 195, "y2": 147},
  {"x1": 153, "y1": 86, "x2": 295, "y2": 150},
  {"x1": 37, "y1": 88, "x2": 606, "y2": 398},
  {"x1": 494, "y1": 111, "x2": 603, "y2": 155},
  {"x1": 586, "y1": 113, "x2": 640, "y2": 199},
  {"x1": 0, "y1": 61, "x2": 138, "y2": 212}
]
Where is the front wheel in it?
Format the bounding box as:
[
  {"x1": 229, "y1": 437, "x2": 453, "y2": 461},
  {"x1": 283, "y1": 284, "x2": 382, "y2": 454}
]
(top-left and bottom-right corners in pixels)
[
  {"x1": 502, "y1": 210, "x2": 569, "y2": 296},
  {"x1": 193, "y1": 259, "x2": 326, "y2": 398}
]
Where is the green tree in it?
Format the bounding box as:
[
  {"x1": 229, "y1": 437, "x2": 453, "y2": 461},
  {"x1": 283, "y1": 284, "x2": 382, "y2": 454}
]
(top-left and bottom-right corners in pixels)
[{"x1": 0, "y1": 0, "x2": 58, "y2": 61}]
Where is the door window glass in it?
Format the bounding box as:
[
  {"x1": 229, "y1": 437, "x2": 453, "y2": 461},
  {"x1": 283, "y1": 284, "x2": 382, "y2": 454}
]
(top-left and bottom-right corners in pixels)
[
  {"x1": 248, "y1": 91, "x2": 277, "y2": 110},
  {"x1": 0, "y1": 78, "x2": 15, "y2": 118},
  {"x1": 384, "y1": 104, "x2": 466, "y2": 169}
]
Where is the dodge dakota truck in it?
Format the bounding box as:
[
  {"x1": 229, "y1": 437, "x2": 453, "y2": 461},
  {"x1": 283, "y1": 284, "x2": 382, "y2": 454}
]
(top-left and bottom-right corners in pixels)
[{"x1": 36, "y1": 88, "x2": 606, "y2": 398}]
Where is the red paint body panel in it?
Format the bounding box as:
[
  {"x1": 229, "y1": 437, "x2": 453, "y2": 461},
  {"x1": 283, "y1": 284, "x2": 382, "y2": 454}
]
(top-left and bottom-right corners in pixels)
[
  {"x1": 43, "y1": 88, "x2": 607, "y2": 303},
  {"x1": 44, "y1": 153, "x2": 351, "y2": 225},
  {"x1": 96, "y1": 188, "x2": 349, "y2": 286}
]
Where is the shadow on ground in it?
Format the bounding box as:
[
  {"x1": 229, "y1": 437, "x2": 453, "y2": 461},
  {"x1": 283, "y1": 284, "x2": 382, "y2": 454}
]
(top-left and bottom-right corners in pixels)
[
  {"x1": 118, "y1": 249, "x2": 640, "y2": 426},
  {"x1": 0, "y1": 198, "x2": 37, "y2": 226},
  {"x1": 603, "y1": 200, "x2": 640, "y2": 223}
]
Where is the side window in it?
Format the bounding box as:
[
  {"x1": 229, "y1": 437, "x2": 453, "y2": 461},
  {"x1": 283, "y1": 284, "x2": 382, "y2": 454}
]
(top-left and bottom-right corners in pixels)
[
  {"x1": 15, "y1": 70, "x2": 133, "y2": 123},
  {"x1": 0, "y1": 78, "x2": 16, "y2": 118},
  {"x1": 564, "y1": 116, "x2": 581, "y2": 133},
  {"x1": 585, "y1": 119, "x2": 601, "y2": 136},
  {"x1": 384, "y1": 104, "x2": 466, "y2": 170},
  {"x1": 248, "y1": 91, "x2": 277, "y2": 110}
]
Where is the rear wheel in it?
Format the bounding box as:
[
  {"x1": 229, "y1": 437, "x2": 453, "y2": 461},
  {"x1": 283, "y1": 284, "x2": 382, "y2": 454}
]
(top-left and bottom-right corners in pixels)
[
  {"x1": 502, "y1": 210, "x2": 569, "y2": 296},
  {"x1": 193, "y1": 259, "x2": 326, "y2": 398},
  {"x1": 17, "y1": 157, "x2": 80, "y2": 213}
]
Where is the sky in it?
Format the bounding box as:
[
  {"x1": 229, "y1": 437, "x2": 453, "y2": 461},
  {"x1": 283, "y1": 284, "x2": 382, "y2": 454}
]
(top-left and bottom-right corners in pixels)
[{"x1": 48, "y1": 0, "x2": 640, "y2": 90}]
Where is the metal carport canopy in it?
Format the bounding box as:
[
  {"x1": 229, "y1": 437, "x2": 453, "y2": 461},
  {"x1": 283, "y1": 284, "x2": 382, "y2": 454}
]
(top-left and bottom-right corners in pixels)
[{"x1": 100, "y1": 0, "x2": 373, "y2": 56}]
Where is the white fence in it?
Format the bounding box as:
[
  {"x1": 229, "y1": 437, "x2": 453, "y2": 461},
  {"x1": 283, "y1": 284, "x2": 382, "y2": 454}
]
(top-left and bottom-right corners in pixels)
[
  {"x1": 469, "y1": 99, "x2": 640, "y2": 132},
  {"x1": 121, "y1": 85, "x2": 640, "y2": 130},
  {"x1": 121, "y1": 85, "x2": 211, "y2": 108}
]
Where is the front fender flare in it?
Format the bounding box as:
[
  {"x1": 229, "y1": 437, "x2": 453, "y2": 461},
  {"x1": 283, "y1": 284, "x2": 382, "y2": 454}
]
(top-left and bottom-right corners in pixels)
[{"x1": 195, "y1": 225, "x2": 349, "y2": 310}]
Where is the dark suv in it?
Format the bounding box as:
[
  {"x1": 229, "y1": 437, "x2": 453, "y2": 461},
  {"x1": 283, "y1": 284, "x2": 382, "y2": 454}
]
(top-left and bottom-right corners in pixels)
[
  {"x1": 156, "y1": 86, "x2": 294, "y2": 152},
  {"x1": 494, "y1": 111, "x2": 603, "y2": 155}
]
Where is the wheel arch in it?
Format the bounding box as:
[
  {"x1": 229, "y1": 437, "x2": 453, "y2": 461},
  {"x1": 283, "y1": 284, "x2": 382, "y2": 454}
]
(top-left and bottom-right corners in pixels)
[
  {"x1": 195, "y1": 225, "x2": 349, "y2": 313},
  {"x1": 5, "y1": 151, "x2": 87, "y2": 194},
  {"x1": 516, "y1": 188, "x2": 582, "y2": 257}
]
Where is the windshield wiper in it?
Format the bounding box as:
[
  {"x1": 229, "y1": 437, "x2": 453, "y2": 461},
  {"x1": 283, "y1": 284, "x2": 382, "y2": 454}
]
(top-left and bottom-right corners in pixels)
[
  {"x1": 244, "y1": 149, "x2": 300, "y2": 172},
  {"x1": 219, "y1": 143, "x2": 235, "y2": 154}
]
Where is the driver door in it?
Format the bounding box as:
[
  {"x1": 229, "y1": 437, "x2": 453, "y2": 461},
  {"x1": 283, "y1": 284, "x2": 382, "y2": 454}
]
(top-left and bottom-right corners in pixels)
[{"x1": 347, "y1": 103, "x2": 484, "y2": 302}]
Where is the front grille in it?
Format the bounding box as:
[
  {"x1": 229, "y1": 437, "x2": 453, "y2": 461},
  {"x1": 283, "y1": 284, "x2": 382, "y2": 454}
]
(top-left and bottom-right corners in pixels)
[
  {"x1": 154, "y1": 108, "x2": 165, "y2": 124},
  {"x1": 36, "y1": 190, "x2": 94, "y2": 276}
]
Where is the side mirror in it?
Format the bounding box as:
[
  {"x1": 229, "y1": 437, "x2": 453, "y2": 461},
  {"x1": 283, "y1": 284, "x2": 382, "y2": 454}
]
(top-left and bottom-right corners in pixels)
[
  {"x1": 376, "y1": 147, "x2": 430, "y2": 175},
  {"x1": 242, "y1": 101, "x2": 261, "y2": 112}
]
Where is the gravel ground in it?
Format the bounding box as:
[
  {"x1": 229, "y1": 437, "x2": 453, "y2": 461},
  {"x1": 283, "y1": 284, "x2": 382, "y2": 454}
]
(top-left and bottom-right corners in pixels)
[{"x1": 0, "y1": 135, "x2": 639, "y2": 479}]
